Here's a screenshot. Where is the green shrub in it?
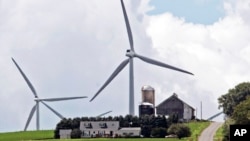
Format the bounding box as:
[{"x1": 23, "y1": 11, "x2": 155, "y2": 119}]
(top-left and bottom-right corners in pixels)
[
  {"x1": 141, "y1": 125, "x2": 152, "y2": 137},
  {"x1": 167, "y1": 124, "x2": 191, "y2": 139},
  {"x1": 151, "y1": 127, "x2": 167, "y2": 138},
  {"x1": 70, "y1": 129, "x2": 82, "y2": 139}
]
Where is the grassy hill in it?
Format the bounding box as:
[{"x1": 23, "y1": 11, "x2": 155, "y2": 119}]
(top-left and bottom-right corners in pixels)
[
  {"x1": 214, "y1": 125, "x2": 224, "y2": 141},
  {"x1": 0, "y1": 130, "x2": 54, "y2": 141},
  {"x1": 185, "y1": 121, "x2": 211, "y2": 140},
  {"x1": 0, "y1": 121, "x2": 210, "y2": 141}
]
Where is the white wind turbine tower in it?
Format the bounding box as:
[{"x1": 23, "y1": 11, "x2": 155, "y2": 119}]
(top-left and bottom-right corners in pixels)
[
  {"x1": 90, "y1": 0, "x2": 194, "y2": 115},
  {"x1": 12, "y1": 58, "x2": 87, "y2": 131}
]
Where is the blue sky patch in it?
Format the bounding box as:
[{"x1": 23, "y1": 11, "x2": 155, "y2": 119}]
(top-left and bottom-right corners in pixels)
[{"x1": 148, "y1": 0, "x2": 225, "y2": 25}]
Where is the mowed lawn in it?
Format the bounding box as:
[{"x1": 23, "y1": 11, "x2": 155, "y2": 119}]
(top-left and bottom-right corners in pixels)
[
  {"x1": 185, "y1": 121, "x2": 211, "y2": 140},
  {"x1": 24, "y1": 138, "x2": 191, "y2": 141},
  {"x1": 0, "y1": 121, "x2": 210, "y2": 141},
  {"x1": 213, "y1": 125, "x2": 224, "y2": 141},
  {"x1": 0, "y1": 130, "x2": 54, "y2": 141}
]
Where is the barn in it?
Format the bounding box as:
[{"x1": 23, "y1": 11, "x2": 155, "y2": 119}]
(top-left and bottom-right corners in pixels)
[{"x1": 156, "y1": 93, "x2": 195, "y2": 121}]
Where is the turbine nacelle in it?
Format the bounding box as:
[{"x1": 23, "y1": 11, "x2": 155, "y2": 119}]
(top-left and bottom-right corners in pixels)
[
  {"x1": 90, "y1": 0, "x2": 194, "y2": 116},
  {"x1": 12, "y1": 57, "x2": 88, "y2": 131},
  {"x1": 126, "y1": 49, "x2": 135, "y2": 58},
  {"x1": 34, "y1": 98, "x2": 40, "y2": 102}
]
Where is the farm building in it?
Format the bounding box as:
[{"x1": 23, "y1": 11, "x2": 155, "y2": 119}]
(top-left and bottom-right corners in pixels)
[
  {"x1": 156, "y1": 93, "x2": 195, "y2": 121},
  {"x1": 59, "y1": 129, "x2": 72, "y2": 139},
  {"x1": 79, "y1": 121, "x2": 141, "y2": 137},
  {"x1": 139, "y1": 102, "x2": 155, "y2": 117}
]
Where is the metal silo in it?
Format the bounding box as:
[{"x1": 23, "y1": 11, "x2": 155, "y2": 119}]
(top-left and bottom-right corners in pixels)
[
  {"x1": 141, "y1": 85, "x2": 155, "y2": 106},
  {"x1": 139, "y1": 102, "x2": 155, "y2": 117}
]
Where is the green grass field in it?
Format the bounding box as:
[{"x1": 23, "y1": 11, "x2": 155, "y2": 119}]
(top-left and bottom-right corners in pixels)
[
  {"x1": 185, "y1": 121, "x2": 211, "y2": 140},
  {"x1": 0, "y1": 131, "x2": 181, "y2": 141},
  {"x1": 213, "y1": 125, "x2": 223, "y2": 141},
  {"x1": 27, "y1": 139, "x2": 185, "y2": 141},
  {"x1": 0, "y1": 130, "x2": 54, "y2": 141},
  {"x1": 22, "y1": 138, "x2": 190, "y2": 141},
  {"x1": 0, "y1": 121, "x2": 210, "y2": 141}
]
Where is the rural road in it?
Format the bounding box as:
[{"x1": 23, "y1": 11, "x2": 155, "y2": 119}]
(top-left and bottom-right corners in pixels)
[{"x1": 199, "y1": 122, "x2": 223, "y2": 141}]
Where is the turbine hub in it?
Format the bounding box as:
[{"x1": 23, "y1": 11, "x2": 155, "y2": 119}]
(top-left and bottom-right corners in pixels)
[
  {"x1": 126, "y1": 49, "x2": 135, "y2": 58},
  {"x1": 34, "y1": 98, "x2": 40, "y2": 102}
]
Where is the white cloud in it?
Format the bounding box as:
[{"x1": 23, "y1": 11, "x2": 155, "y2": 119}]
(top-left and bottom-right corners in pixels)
[
  {"x1": 147, "y1": 0, "x2": 250, "y2": 121},
  {"x1": 0, "y1": 0, "x2": 250, "y2": 132}
]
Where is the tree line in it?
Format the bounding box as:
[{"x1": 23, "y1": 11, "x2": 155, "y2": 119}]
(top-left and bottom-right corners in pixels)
[{"x1": 54, "y1": 114, "x2": 191, "y2": 139}]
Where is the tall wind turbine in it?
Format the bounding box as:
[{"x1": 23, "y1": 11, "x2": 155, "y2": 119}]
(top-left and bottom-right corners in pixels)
[
  {"x1": 12, "y1": 58, "x2": 87, "y2": 131},
  {"x1": 90, "y1": 0, "x2": 193, "y2": 115}
]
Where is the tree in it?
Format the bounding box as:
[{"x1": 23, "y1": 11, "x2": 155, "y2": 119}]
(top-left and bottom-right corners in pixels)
[
  {"x1": 71, "y1": 128, "x2": 82, "y2": 139},
  {"x1": 54, "y1": 118, "x2": 73, "y2": 138},
  {"x1": 218, "y1": 82, "x2": 250, "y2": 116},
  {"x1": 231, "y1": 96, "x2": 250, "y2": 124},
  {"x1": 139, "y1": 115, "x2": 152, "y2": 137},
  {"x1": 71, "y1": 117, "x2": 81, "y2": 129}
]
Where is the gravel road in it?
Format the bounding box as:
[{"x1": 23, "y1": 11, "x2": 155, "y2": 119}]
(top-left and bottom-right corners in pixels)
[{"x1": 198, "y1": 122, "x2": 223, "y2": 141}]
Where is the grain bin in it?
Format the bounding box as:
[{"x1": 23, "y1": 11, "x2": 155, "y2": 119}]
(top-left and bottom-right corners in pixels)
[
  {"x1": 139, "y1": 102, "x2": 155, "y2": 117},
  {"x1": 141, "y1": 85, "x2": 155, "y2": 106}
]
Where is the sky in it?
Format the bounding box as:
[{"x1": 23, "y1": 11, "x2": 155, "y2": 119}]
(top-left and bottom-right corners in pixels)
[
  {"x1": 0, "y1": 0, "x2": 250, "y2": 132},
  {"x1": 148, "y1": 0, "x2": 225, "y2": 24}
]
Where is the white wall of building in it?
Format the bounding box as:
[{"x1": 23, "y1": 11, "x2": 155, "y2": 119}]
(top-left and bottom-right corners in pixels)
[
  {"x1": 80, "y1": 121, "x2": 141, "y2": 137},
  {"x1": 183, "y1": 103, "x2": 193, "y2": 120},
  {"x1": 59, "y1": 129, "x2": 72, "y2": 139}
]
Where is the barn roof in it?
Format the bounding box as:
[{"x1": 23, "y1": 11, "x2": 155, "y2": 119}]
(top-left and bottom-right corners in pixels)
[{"x1": 156, "y1": 93, "x2": 195, "y2": 110}]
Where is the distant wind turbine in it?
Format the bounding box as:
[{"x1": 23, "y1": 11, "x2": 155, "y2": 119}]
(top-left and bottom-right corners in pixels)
[
  {"x1": 90, "y1": 0, "x2": 193, "y2": 115},
  {"x1": 12, "y1": 58, "x2": 87, "y2": 131}
]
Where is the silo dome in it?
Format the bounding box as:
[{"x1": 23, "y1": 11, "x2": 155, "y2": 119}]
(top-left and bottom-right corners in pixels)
[{"x1": 141, "y1": 85, "x2": 155, "y2": 91}]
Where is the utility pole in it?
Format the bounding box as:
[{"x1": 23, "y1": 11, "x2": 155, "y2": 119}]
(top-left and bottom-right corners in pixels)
[
  {"x1": 196, "y1": 107, "x2": 198, "y2": 120},
  {"x1": 200, "y1": 101, "x2": 202, "y2": 120}
]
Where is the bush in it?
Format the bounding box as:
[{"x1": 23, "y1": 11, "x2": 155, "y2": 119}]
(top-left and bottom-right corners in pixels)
[
  {"x1": 141, "y1": 125, "x2": 152, "y2": 137},
  {"x1": 151, "y1": 127, "x2": 167, "y2": 138},
  {"x1": 167, "y1": 124, "x2": 191, "y2": 139},
  {"x1": 168, "y1": 113, "x2": 179, "y2": 124},
  {"x1": 71, "y1": 128, "x2": 82, "y2": 139}
]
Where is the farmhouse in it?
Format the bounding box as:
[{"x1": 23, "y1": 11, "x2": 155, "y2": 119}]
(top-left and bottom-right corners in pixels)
[
  {"x1": 79, "y1": 121, "x2": 141, "y2": 138},
  {"x1": 80, "y1": 121, "x2": 119, "y2": 137},
  {"x1": 156, "y1": 93, "x2": 195, "y2": 121}
]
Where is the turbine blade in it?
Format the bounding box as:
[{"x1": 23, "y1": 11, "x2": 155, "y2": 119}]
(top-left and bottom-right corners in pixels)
[
  {"x1": 90, "y1": 59, "x2": 129, "y2": 102},
  {"x1": 121, "y1": 0, "x2": 134, "y2": 51},
  {"x1": 11, "y1": 58, "x2": 38, "y2": 98},
  {"x1": 24, "y1": 104, "x2": 36, "y2": 131},
  {"x1": 96, "y1": 110, "x2": 112, "y2": 117},
  {"x1": 135, "y1": 54, "x2": 194, "y2": 75},
  {"x1": 41, "y1": 101, "x2": 64, "y2": 119},
  {"x1": 40, "y1": 96, "x2": 87, "y2": 102}
]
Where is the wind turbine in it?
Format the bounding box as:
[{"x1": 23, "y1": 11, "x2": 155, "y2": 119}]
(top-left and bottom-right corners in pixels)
[
  {"x1": 12, "y1": 57, "x2": 87, "y2": 131},
  {"x1": 90, "y1": 0, "x2": 193, "y2": 115}
]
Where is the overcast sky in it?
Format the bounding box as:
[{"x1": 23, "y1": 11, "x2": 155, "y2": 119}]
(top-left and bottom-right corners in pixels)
[{"x1": 1, "y1": 0, "x2": 250, "y2": 132}]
